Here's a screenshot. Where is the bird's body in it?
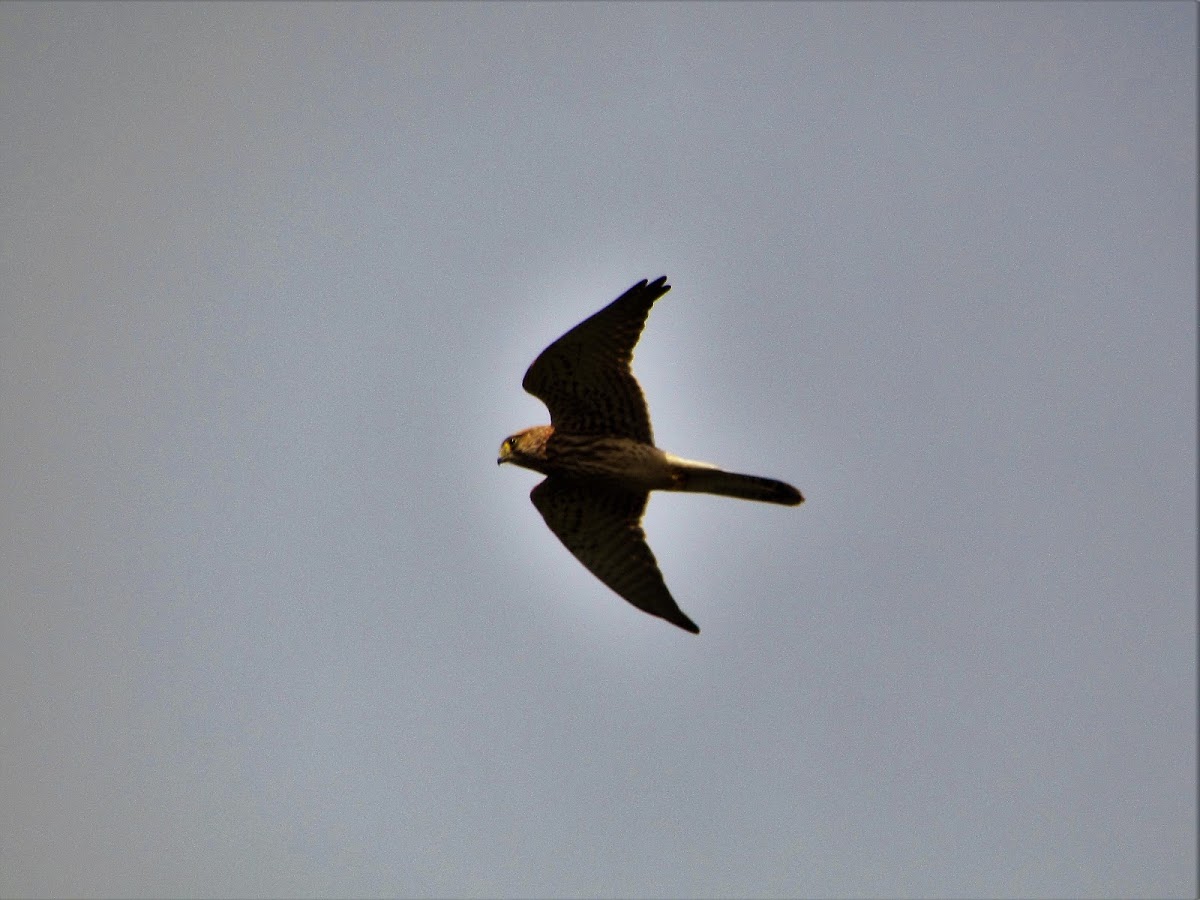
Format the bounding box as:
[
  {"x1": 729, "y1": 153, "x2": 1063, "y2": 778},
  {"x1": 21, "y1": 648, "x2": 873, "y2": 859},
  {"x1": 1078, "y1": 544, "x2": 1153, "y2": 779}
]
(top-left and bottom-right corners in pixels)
[
  {"x1": 502, "y1": 426, "x2": 674, "y2": 486},
  {"x1": 503, "y1": 424, "x2": 802, "y2": 503},
  {"x1": 499, "y1": 276, "x2": 803, "y2": 634}
]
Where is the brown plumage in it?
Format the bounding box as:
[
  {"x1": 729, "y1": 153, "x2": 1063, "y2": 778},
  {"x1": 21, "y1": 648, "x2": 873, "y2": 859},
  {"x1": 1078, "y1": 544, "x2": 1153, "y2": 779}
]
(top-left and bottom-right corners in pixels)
[{"x1": 499, "y1": 276, "x2": 803, "y2": 634}]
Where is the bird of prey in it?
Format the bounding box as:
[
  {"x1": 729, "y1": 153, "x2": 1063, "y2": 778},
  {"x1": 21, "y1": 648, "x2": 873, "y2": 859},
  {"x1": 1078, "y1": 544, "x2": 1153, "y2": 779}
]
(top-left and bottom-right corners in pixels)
[{"x1": 498, "y1": 276, "x2": 803, "y2": 634}]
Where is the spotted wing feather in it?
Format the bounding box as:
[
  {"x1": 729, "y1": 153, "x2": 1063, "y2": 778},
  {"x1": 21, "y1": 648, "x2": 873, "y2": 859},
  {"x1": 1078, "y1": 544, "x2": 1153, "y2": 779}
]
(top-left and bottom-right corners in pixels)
[
  {"x1": 522, "y1": 277, "x2": 670, "y2": 443},
  {"x1": 530, "y1": 477, "x2": 699, "y2": 634}
]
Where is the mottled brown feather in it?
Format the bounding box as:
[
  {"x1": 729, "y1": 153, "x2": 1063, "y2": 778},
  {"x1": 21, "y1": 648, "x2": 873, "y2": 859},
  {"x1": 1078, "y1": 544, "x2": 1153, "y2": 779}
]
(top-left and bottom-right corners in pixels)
[
  {"x1": 522, "y1": 277, "x2": 670, "y2": 444},
  {"x1": 530, "y1": 477, "x2": 700, "y2": 634}
]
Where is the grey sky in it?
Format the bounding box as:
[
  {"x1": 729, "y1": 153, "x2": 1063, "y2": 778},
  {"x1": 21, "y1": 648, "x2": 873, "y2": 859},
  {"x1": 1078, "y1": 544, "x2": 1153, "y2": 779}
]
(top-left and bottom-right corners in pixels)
[{"x1": 1, "y1": 2, "x2": 1195, "y2": 898}]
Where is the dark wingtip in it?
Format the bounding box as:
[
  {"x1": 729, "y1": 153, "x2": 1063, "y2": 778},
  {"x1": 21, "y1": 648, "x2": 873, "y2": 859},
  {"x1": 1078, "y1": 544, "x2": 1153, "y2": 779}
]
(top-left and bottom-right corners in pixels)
[
  {"x1": 637, "y1": 275, "x2": 670, "y2": 296},
  {"x1": 672, "y1": 612, "x2": 700, "y2": 634}
]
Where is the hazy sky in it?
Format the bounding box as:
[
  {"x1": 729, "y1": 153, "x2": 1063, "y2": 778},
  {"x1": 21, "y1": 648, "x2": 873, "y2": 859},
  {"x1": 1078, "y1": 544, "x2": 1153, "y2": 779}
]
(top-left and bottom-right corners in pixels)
[{"x1": 1, "y1": 3, "x2": 1195, "y2": 898}]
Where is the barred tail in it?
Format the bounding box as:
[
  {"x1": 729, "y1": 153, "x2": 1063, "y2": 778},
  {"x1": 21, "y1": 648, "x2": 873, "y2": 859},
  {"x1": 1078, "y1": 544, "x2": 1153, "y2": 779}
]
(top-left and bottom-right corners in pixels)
[{"x1": 669, "y1": 463, "x2": 804, "y2": 506}]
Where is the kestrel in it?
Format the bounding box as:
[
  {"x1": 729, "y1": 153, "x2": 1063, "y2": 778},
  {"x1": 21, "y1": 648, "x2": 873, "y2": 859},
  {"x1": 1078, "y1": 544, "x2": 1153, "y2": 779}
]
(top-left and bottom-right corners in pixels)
[{"x1": 499, "y1": 276, "x2": 803, "y2": 634}]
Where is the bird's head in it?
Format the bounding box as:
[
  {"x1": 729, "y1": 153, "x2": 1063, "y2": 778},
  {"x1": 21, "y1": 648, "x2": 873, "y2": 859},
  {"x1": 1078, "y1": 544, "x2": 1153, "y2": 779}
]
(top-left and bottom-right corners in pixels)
[{"x1": 497, "y1": 425, "x2": 553, "y2": 471}]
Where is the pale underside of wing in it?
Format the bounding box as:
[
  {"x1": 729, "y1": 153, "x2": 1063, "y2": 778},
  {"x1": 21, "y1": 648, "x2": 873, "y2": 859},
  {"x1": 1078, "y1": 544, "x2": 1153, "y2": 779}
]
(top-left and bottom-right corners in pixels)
[
  {"x1": 522, "y1": 277, "x2": 671, "y2": 444},
  {"x1": 530, "y1": 477, "x2": 699, "y2": 634}
]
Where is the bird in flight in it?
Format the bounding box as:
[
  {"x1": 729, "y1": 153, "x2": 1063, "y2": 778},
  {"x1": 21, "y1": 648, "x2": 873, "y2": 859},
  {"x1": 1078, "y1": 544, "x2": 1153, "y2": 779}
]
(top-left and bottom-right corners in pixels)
[{"x1": 498, "y1": 276, "x2": 803, "y2": 634}]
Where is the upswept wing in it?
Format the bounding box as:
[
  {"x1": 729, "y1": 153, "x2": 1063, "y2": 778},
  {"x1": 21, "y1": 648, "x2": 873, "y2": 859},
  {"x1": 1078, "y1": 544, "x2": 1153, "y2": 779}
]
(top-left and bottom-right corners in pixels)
[
  {"x1": 522, "y1": 277, "x2": 670, "y2": 444},
  {"x1": 530, "y1": 477, "x2": 699, "y2": 634}
]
